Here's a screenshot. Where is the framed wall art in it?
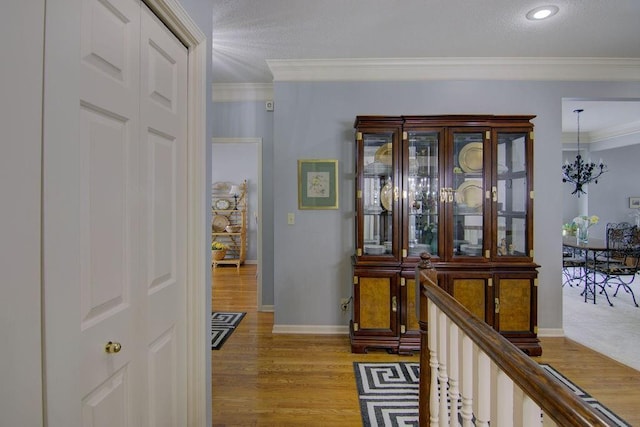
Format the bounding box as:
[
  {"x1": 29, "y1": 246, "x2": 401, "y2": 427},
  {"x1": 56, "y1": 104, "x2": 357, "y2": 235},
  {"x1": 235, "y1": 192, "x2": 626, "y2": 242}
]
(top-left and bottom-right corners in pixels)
[
  {"x1": 298, "y1": 159, "x2": 338, "y2": 209},
  {"x1": 629, "y1": 197, "x2": 640, "y2": 209}
]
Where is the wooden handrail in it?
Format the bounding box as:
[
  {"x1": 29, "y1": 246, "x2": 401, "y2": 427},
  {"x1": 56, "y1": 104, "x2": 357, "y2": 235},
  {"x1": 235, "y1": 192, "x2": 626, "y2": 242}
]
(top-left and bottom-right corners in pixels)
[{"x1": 416, "y1": 254, "x2": 616, "y2": 426}]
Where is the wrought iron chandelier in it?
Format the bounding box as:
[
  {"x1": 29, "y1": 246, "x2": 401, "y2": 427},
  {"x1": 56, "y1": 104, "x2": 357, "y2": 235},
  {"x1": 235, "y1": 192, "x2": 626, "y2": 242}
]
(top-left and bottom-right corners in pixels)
[{"x1": 561, "y1": 109, "x2": 607, "y2": 197}]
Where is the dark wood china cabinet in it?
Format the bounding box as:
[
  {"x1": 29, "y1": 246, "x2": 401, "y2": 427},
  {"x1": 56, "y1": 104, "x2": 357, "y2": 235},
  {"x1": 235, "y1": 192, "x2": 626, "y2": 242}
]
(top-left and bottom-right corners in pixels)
[{"x1": 350, "y1": 115, "x2": 541, "y2": 356}]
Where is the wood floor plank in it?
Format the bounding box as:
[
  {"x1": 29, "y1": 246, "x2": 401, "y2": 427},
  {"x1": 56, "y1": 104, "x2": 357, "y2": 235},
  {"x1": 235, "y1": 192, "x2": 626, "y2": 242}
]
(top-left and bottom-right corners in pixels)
[{"x1": 212, "y1": 264, "x2": 640, "y2": 426}]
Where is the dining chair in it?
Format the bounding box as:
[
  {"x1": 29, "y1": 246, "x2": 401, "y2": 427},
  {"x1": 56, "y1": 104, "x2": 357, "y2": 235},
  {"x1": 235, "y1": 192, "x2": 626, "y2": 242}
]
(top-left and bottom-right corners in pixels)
[
  {"x1": 562, "y1": 246, "x2": 585, "y2": 287},
  {"x1": 588, "y1": 224, "x2": 640, "y2": 307}
]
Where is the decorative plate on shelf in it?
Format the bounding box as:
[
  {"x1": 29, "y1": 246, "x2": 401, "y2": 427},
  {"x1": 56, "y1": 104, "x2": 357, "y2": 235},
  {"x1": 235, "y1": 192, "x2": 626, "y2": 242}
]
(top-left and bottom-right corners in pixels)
[
  {"x1": 458, "y1": 142, "x2": 483, "y2": 173},
  {"x1": 380, "y1": 182, "x2": 393, "y2": 212},
  {"x1": 455, "y1": 180, "x2": 483, "y2": 209},
  {"x1": 211, "y1": 181, "x2": 232, "y2": 194},
  {"x1": 212, "y1": 215, "x2": 230, "y2": 232},
  {"x1": 214, "y1": 198, "x2": 231, "y2": 210},
  {"x1": 374, "y1": 143, "x2": 392, "y2": 165}
]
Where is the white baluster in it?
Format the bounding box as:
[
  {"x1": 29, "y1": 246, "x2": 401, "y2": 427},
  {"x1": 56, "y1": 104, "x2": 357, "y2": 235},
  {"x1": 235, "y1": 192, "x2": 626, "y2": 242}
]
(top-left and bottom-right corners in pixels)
[
  {"x1": 475, "y1": 351, "x2": 490, "y2": 427},
  {"x1": 460, "y1": 334, "x2": 474, "y2": 427},
  {"x1": 496, "y1": 369, "x2": 514, "y2": 425},
  {"x1": 438, "y1": 310, "x2": 450, "y2": 427},
  {"x1": 428, "y1": 300, "x2": 440, "y2": 425},
  {"x1": 513, "y1": 386, "x2": 524, "y2": 427},
  {"x1": 522, "y1": 395, "x2": 543, "y2": 427},
  {"x1": 541, "y1": 411, "x2": 558, "y2": 427},
  {"x1": 448, "y1": 322, "x2": 460, "y2": 425}
]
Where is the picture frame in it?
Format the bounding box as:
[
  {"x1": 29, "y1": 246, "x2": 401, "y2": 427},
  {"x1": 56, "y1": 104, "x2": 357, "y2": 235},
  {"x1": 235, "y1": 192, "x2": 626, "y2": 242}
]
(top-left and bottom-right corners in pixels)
[
  {"x1": 298, "y1": 159, "x2": 339, "y2": 209},
  {"x1": 630, "y1": 197, "x2": 640, "y2": 209}
]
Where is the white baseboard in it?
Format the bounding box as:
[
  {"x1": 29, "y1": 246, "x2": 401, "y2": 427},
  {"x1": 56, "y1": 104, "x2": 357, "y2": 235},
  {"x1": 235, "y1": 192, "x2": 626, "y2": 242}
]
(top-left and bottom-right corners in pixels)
[
  {"x1": 272, "y1": 324, "x2": 350, "y2": 335},
  {"x1": 258, "y1": 305, "x2": 274, "y2": 312},
  {"x1": 538, "y1": 328, "x2": 565, "y2": 337}
]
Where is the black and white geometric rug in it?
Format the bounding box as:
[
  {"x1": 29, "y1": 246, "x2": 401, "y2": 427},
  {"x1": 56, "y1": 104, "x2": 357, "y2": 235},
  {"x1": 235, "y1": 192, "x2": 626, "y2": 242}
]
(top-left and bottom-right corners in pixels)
[
  {"x1": 211, "y1": 312, "x2": 245, "y2": 350},
  {"x1": 354, "y1": 362, "x2": 630, "y2": 427}
]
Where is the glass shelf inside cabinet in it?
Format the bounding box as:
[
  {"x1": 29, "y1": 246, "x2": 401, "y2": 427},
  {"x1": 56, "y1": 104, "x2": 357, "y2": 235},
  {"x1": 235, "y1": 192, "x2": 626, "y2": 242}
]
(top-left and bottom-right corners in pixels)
[
  {"x1": 362, "y1": 133, "x2": 394, "y2": 255},
  {"x1": 453, "y1": 132, "x2": 485, "y2": 257},
  {"x1": 407, "y1": 131, "x2": 439, "y2": 255},
  {"x1": 496, "y1": 131, "x2": 528, "y2": 257}
]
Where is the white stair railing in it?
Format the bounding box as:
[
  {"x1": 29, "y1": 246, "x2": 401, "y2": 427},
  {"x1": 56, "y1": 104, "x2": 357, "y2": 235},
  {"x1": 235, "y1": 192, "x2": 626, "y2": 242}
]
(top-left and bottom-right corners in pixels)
[{"x1": 417, "y1": 255, "x2": 617, "y2": 427}]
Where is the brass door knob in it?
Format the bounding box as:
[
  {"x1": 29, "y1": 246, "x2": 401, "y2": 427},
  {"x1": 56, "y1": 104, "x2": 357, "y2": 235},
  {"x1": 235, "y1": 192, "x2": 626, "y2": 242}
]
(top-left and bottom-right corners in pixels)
[{"x1": 105, "y1": 341, "x2": 122, "y2": 354}]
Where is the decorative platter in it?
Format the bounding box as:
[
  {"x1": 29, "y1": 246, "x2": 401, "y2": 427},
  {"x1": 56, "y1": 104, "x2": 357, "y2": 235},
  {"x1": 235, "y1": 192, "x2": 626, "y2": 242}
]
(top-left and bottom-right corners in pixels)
[
  {"x1": 380, "y1": 182, "x2": 393, "y2": 211},
  {"x1": 214, "y1": 198, "x2": 231, "y2": 210},
  {"x1": 455, "y1": 180, "x2": 483, "y2": 209},
  {"x1": 211, "y1": 181, "x2": 232, "y2": 194},
  {"x1": 458, "y1": 142, "x2": 483, "y2": 173},
  {"x1": 374, "y1": 143, "x2": 393, "y2": 165},
  {"x1": 212, "y1": 214, "x2": 230, "y2": 232}
]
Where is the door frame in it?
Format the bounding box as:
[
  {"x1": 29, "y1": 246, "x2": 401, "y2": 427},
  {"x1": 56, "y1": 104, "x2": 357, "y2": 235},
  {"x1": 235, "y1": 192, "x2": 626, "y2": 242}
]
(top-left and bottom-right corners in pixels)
[
  {"x1": 212, "y1": 137, "x2": 263, "y2": 308},
  {"x1": 145, "y1": 1, "x2": 209, "y2": 424}
]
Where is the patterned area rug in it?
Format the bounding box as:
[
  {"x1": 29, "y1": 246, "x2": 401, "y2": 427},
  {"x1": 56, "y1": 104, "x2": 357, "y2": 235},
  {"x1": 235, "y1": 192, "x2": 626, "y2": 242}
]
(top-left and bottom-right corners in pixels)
[
  {"x1": 354, "y1": 362, "x2": 630, "y2": 427},
  {"x1": 211, "y1": 312, "x2": 245, "y2": 350}
]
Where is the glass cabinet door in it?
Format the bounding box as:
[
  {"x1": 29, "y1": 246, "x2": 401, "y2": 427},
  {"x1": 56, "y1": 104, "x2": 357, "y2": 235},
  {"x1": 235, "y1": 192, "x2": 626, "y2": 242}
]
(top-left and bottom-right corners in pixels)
[
  {"x1": 495, "y1": 131, "x2": 530, "y2": 258},
  {"x1": 406, "y1": 131, "x2": 440, "y2": 257},
  {"x1": 451, "y1": 130, "x2": 487, "y2": 259},
  {"x1": 359, "y1": 131, "x2": 397, "y2": 258}
]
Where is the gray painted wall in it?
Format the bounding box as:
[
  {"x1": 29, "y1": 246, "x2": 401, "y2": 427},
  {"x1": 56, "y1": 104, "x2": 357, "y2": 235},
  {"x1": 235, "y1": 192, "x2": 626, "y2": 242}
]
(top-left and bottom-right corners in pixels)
[
  {"x1": 267, "y1": 80, "x2": 640, "y2": 331},
  {"x1": 1, "y1": 2, "x2": 45, "y2": 425},
  {"x1": 587, "y1": 143, "x2": 640, "y2": 237}
]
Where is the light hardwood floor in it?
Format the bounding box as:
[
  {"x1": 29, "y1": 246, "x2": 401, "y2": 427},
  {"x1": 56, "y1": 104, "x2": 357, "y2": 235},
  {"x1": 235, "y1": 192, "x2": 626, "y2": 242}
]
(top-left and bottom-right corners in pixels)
[{"x1": 212, "y1": 264, "x2": 640, "y2": 426}]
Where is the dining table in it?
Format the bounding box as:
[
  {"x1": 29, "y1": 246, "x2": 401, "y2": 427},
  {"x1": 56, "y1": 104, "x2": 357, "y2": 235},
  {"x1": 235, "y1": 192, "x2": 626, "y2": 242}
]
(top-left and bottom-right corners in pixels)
[{"x1": 562, "y1": 236, "x2": 613, "y2": 305}]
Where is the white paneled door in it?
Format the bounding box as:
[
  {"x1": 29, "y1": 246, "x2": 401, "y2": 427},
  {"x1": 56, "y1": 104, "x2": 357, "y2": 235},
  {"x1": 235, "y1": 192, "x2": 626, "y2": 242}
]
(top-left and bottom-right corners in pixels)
[{"x1": 43, "y1": 0, "x2": 187, "y2": 425}]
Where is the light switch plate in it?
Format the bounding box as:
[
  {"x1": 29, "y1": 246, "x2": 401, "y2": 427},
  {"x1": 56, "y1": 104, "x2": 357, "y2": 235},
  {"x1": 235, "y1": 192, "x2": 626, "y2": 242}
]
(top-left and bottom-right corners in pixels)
[{"x1": 287, "y1": 212, "x2": 295, "y2": 225}]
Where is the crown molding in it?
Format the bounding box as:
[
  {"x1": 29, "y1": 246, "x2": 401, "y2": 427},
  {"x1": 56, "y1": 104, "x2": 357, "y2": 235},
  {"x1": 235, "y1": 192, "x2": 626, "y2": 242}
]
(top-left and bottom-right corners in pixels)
[
  {"x1": 562, "y1": 119, "x2": 640, "y2": 147},
  {"x1": 266, "y1": 57, "x2": 640, "y2": 82},
  {"x1": 212, "y1": 58, "x2": 640, "y2": 101},
  {"x1": 212, "y1": 83, "x2": 273, "y2": 102},
  {"x1": 589, "y1": 119, "x2": 640, "y2": 143}
]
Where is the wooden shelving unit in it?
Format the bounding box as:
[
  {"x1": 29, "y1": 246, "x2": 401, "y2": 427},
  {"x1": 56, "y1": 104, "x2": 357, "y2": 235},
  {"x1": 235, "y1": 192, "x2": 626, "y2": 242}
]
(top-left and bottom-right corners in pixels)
[{"x1": 211, "y1": 180, "x2": 247, "y2": 270}]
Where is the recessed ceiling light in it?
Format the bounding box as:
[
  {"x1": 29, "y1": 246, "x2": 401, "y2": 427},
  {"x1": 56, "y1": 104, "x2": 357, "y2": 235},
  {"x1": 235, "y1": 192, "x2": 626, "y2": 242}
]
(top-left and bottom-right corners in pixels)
[{"x1": 526, "y1": 5, "x2": 559, "y2": 20}]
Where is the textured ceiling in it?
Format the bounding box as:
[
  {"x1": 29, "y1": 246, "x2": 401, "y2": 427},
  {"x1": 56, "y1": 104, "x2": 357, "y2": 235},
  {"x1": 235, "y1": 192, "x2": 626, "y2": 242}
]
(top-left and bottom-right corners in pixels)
[
  {"x1": 210, "y1": 0, "x2": 640, "y2": 84},
  {"x1": 210, "y1": 1, "x2": 640, "y2": 136}
]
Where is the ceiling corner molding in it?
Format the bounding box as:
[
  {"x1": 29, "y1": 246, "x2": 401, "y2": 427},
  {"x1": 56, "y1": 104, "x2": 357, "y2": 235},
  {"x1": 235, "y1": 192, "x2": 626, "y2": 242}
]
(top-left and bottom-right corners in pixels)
[
  {"x1": 589, "y1": 119, "x2": 640, "y2": 143},
  {"x1": 212, "y1": 83, "x2": 274, "y2": 102},
  {"x1": 266, "y1": 57, "x2": 640, "y2": 82}
]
